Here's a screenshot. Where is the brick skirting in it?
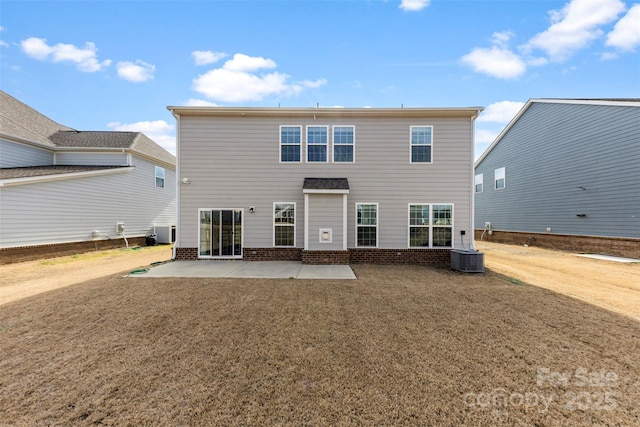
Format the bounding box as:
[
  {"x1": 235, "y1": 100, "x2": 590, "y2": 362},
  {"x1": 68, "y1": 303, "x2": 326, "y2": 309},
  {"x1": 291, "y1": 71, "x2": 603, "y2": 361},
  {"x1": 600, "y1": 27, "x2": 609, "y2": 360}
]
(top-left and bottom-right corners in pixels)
[
  {"x1": 244, "y1": 247, "x2": 302, "y2": 261},
  {"x1": 302, "y1": 250, "x2": 350, "y2": 265},
  {"x1": 475, "y1": 230, "x2": 640, "y2": 259},
  {"x1": 174, "y1": 246, "x2": 452, "y2": 265},
  {"x1": 349, "y1": 248, "x2": 451, "y2": 264},
  {"x1": 0, "y1": 237, "x2": 148, "y2": 265}
]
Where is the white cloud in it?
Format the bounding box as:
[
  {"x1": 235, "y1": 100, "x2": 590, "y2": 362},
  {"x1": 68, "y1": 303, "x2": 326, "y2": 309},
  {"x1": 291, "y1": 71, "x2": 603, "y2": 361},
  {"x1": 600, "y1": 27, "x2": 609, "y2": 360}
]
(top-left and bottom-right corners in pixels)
[
  {"x1": 475, "y1": 129, "x2": 500, "y2": 145},
  {"x1": 20, "y1": 37, "x2": 111, "y2": 72},
  {"x1": 183, "y1": 98, "x2": 218, "y2": 106},
  {"x1": 477, "y1": 101, "x2": 525, "y2": 123},
  {"x1": 0, "y1": 40, "x2": 8, "y2": 48},
  {"x1": 400, "y1": 0, "x2": 430, "y2": 11},
  {"x1": 525, "y1": 0, "x2": 626, "y2": 61},
  {"x1": 116, "y1": 60, "x2": 155, "y2": 82},
  {"x1": 192, "y1": 50, "x2": 227, "y2": 66},
  {"x1": 460, "y1": 46, "x2": 526, "y2": 79},
  {"x1": 605, "y1": 4, "x2": 640, "y2": 51},
  {"x1": 192, "y1": 53, "x2": 326, "y2": 103},
  {"x1": 107, "y1": 120, "x2": 176, "y2": 155},
  {"x1": 222, "y1": 53, "x2": 276, "y2": 72}
]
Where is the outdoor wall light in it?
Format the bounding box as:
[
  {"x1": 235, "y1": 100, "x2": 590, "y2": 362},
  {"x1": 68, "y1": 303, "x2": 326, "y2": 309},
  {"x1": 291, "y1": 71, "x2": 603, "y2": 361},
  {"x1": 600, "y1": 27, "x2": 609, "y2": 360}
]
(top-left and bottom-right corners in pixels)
[
  {"x1": 249, "y1": 206, "x2": 255, "y2": 213},
  {"x1": 180, "y1": 177, "x2": 191, "y2": 184}
]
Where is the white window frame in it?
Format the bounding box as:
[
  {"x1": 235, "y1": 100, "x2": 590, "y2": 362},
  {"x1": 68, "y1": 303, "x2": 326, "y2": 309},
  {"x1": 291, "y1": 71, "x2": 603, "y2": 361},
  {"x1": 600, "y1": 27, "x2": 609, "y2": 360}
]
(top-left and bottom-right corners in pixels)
[
  {"x1": 273, "y1": 202, "x2": 296, "y2": 247},
  {"x1": 333, "y1": 125, "x2": 355, "y2": 163},
  {"x1": 306, "y1": 125, "x2": 328, "y2": 163},
  {"x1": 155, "y1": 166, "x2": 165, "y2": 188},
  {"x1": 475, "y1": 173, "x2": 483, "y2": 193},
  {"x1": 279, "y1": 125, "x2": 302, "y2": 163},
  {"x1": 355, "y1": 203, "x2": 378, "y2": 248},
  {"x1": 407, "y1": 203, "x2": 454, "y2": 248},
  {"x1": 409, "y1": 125, "x2": 433, "y2": 164},
  {"x1": 495, "y1": 167, "x2": 506, "y2": 190}
]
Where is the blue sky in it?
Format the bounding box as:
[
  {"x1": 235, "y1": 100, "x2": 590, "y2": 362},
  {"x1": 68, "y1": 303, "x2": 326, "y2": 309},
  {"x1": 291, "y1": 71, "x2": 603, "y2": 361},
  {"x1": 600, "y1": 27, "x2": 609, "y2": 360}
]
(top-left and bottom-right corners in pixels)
[{"x1": 1, "y1": 0, "x2": 639, "y2": 157}]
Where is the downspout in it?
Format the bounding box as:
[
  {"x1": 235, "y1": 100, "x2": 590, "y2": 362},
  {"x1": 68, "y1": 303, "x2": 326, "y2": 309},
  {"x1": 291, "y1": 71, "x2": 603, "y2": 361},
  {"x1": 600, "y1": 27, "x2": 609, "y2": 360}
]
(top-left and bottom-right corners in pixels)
[
  {"x1": 470, "y1": 113, "x2": 478, "y2": 250},
  {"x1": 170, "y1": 110, "x2": 181, "y2": 260}
]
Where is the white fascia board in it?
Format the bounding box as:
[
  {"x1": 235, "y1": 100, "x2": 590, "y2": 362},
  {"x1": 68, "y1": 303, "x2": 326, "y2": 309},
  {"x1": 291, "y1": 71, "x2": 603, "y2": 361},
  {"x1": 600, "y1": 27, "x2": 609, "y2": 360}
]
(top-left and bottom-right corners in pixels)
[
  {"x1": 0, "y1": 132, "x2": 55, "y2": 150},
  {"x1": 530, "y1": 99, "x2": 640, "y2": 108},
  {"x1": 302, "y1": 189, "x2": 350, "y2": 194},
  {"x1": 0, "y1": 167, "x2": 134, "y2": 187}
]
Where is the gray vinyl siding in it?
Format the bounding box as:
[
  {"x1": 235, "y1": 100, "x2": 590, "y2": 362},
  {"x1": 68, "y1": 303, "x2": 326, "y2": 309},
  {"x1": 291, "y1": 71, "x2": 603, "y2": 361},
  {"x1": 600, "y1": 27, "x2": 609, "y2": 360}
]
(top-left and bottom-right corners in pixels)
[
  {"x1": 55, "y1": 152, "x2": 129, "y2": 166},
  {"x1": 0, "y1": 156, "x2": 176, "y2": 248},
  {"x1": 178, "y1": 114, "x2": 475, "y2": 251},
  {"x1": 307, "y1": 194, "x2": 344, "y2": 250},
  {"x1": 475, "y1": 102, "x2": 640, "y2": 238},
  {"x1": 0, "y1": 139, "x2": 54, "y2": 167}
]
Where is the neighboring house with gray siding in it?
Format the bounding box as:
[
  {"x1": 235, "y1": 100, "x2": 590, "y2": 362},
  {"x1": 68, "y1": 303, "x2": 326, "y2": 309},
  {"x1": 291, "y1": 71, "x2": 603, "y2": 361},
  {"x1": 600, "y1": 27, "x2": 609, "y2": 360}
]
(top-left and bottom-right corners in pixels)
[
  {"x1": 168, "y1": 106, "x2": 482, "y2": 264},
  {"x1": 0, "y1": 90, "x2": 176, "y2": 261},
  {"x1": 474, "y1": 99, "x2": 640, "y2": 258}
]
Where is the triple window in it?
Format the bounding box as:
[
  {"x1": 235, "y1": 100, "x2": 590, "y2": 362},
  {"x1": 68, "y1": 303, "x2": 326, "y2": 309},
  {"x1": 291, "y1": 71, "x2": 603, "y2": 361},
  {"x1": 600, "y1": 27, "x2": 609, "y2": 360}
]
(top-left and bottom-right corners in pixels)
[
  {"x1": 409, "y1": 204, "x2": 453, "y2": 248},
  {"x1": 280, "y1": 125, "x2": 355, "y2": 163}
]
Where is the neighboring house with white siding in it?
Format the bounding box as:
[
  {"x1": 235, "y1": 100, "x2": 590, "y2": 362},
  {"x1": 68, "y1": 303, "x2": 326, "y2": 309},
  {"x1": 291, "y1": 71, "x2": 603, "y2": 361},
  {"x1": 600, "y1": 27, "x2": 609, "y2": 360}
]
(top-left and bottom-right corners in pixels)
[
  {"x1": 0, "y1": 90, "x2": 176, "y2": 262},
  {"x1": 168, "y1": 106, "x2": 482, "y2": 264},
  {"x1": 474, "y1": 99, "x2": 640, "y2": 258}
]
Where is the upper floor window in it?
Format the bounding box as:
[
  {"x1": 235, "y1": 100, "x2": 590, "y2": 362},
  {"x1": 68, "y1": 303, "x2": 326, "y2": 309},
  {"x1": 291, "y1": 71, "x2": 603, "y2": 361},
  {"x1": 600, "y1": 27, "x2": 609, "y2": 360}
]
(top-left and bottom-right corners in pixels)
[
  {"x1": 495, "y1": 167, "x2": 506, "y2": 190},
  {"x1": 333, "y1": 126, "x2": 355, "y2": 163},
  {"x1": 155, "y1": 166, "x2": 165, "y2": 188},
  {"x1": 356, "y1": 203, "x2": 378, "y2": 247},
  {"x1": 410, "y1": 126, "x2": 433, "y2": 163},
  {"x1": 475, "y1": 173, "x2": 483, "y2": 193},
  {"x1": 307, "y1": 126, "x2": 328, "y2": 162},
  {"x1": 280, "y1": 126, "x2": 301, "y2": 162}
]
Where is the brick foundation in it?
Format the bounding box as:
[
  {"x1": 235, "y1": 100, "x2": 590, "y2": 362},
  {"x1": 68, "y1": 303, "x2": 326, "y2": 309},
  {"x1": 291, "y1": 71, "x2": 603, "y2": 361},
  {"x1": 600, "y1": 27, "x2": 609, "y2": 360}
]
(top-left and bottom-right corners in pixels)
[
  {"x1": 475, "y1": 230, "x2": 640, "y2": 259},
  {"x1": 244, "y1": 248, "x2": 302, "y2": 261},
  {"x1": 175, "y1": 246, "x2": 452, "y2": 265},
  {"x1": 0, "y1": 237, "x2": 148, "y2": 265},
  {"x1": 301, "y1": 250, "x2": 350, "y2": 265},
  {"x1": 174, "y1": 247, "x2": 199, "y2": 260},
  {"x1": 349, "y1": 248, "x2": 451, "y2": 265}
]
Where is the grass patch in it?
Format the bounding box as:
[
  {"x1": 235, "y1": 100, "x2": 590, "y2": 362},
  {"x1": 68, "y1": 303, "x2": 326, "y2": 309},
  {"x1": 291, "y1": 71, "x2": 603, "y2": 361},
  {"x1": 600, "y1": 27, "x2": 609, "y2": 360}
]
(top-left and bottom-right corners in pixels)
[{"x1": 507, "y1": 277, "x2": 527, "y2": 286}]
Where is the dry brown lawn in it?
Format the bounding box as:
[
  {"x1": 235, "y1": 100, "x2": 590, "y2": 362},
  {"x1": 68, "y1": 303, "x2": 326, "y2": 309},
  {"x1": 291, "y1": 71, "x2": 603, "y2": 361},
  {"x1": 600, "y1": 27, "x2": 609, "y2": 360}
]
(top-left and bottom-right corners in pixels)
[{"x1": 1, "y1": 251, "x2": 639, "y2": 426}]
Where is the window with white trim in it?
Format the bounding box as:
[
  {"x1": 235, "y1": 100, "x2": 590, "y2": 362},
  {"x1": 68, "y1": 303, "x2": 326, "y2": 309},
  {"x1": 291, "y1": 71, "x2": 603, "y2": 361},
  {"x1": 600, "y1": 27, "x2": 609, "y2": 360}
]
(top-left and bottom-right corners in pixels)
[
  {"x1": 333, "y1": 126, "x2": 354, "y2": 162},
  {"x1": 155, "y1": 166, "x2": 165, "y2": 188},
  {"x1": 475, "y1": 173, "x2": 483, "y2": 193},
  {"x1": 274, "y1": 203, "x2": 296, "y2": 247},
  {"x1": 280, "y1": 126, "x2": 301, "y2": 162},
  {"x1": 409, "y1": 203, "x2": 453, "y2": 248},
  {"x1": 307, "y1": 126, "x2": 328, "y2": 162},
  {"x1": 356, "y1": 203, "x2": 378, "y2": 247},
  {"x1": 495, "y1": 167, "x2": 506, "y2": 189},
  {"x1": 410, "y1": 126, "x2": 433, "y2": 163}
]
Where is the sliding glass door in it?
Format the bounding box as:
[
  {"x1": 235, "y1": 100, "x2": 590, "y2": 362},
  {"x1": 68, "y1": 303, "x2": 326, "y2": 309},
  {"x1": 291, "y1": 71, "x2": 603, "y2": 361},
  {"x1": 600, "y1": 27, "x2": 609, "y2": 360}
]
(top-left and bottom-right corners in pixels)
[{"x1": 199, "y1": 209, "x2": 242, "y2": 258}]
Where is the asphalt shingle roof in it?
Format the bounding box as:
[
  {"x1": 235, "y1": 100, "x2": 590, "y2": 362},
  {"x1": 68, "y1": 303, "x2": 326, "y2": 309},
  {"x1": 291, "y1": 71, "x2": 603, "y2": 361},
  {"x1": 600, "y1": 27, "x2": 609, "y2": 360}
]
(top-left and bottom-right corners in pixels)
[
  {"x1": 0, "y1": 90, "x2": 175, "y2": 167},
  {"x1": 303, "y1": 178, "x2": 350, "y2": 190}
]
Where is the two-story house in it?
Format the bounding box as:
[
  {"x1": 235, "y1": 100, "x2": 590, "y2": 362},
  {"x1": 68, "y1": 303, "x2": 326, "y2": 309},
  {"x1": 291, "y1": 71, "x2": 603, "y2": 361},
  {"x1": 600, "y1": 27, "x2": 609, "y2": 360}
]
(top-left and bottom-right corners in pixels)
[
  {"x1": 168, "y1": 106, "x2": 483, "y2": 264},
  {"x1": 474, "y1": 99, "x2": 639, "y2": 258}
]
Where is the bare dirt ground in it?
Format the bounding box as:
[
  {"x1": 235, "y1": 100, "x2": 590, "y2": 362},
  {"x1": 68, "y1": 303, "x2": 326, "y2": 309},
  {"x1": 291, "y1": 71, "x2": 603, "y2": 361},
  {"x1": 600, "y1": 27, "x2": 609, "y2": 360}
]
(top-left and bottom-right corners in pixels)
[
  {"x1": 0, "y1": 245, "x2": 172, "y2": 306},
  {"x1": 0, "y1": 244, "x2": 639, "y2": 426},
  {"x1": 476, "y1": 242, "x2": 640, "y2": 321}
]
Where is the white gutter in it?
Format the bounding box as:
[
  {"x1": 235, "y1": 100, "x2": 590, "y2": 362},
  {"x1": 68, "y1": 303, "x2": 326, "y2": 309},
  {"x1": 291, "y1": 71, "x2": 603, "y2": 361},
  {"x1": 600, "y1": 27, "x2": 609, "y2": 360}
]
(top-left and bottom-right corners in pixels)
[{"x1": 0, "y1": 167, "x2": 134, "y2": 187}]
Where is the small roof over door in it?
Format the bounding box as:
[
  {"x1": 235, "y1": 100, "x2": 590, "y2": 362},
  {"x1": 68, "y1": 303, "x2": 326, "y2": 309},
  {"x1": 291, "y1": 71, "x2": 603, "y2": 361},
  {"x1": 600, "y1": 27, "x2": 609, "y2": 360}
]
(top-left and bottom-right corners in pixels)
[{"x1": 303, "y1": 178, "x2": 349, "y2": 194}]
